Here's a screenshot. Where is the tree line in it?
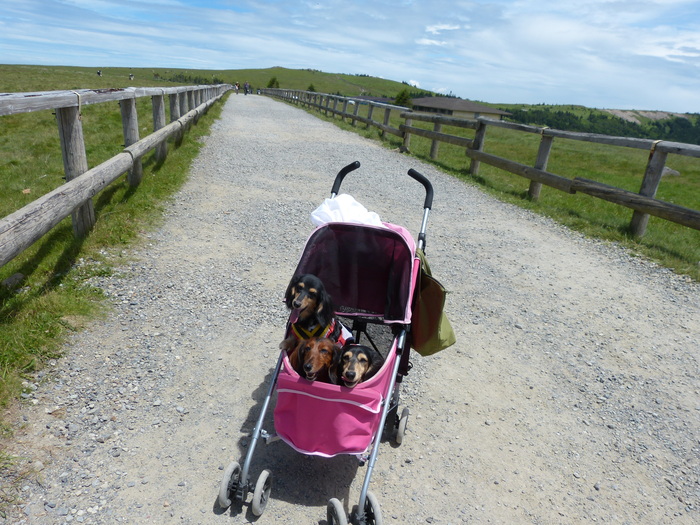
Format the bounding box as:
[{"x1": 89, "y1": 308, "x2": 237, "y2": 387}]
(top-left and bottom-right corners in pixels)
[
  {"x1": 153, "y1": 72, "x2": 226, "y2": 85},
  {"x1": 504, "y1": 107, "x2": 700, "y2": 145}
]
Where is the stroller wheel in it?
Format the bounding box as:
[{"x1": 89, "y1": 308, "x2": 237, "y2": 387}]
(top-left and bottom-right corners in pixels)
[
  {"x1": 353, "y1": 491, "x2": 383, "y2": 525},
  {"x1": 251, "y1": 469, "x2": 272, "y2": 516},
  {"x1": 395, "y1": 407, "x2": 410, "y2": 445},
  {"x1": 218, "y1": 461, "x2": 241, "y2": 509},
  {"x1": 327, "y1": 497, "x2": 348, "y2": 525}
]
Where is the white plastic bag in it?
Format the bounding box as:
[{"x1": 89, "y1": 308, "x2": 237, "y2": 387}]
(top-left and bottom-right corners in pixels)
[{"x1": 310, "y1": 194, "x2": 383, "y2": 227}]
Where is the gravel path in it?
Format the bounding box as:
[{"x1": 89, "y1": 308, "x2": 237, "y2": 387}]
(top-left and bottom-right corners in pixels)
[{"x1": 4, "y1": 94, "x2": 700, "y2": 524}]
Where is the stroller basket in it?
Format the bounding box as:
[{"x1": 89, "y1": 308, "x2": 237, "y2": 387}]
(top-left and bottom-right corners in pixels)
[{"x1": 275, "y1": 337, "x2": 399, "y2": 457}]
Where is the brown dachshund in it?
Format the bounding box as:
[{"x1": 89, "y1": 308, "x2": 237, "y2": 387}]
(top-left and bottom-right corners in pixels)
[{"x1": 288, "y1": 337, "x2": 339, "y2": 382}]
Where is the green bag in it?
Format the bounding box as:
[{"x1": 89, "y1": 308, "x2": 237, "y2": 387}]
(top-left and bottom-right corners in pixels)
[{"x1": 410, "y1": 250, "x2": 456, "y2": 356}]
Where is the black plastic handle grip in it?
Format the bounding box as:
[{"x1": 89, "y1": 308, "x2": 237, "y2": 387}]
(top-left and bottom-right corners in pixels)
[
  {"x1": 330, "y1": 161, "x2": 361, "y2": 196},
  {"x1": 407, "y1": 169, "x2": 433, "y2": 210}
]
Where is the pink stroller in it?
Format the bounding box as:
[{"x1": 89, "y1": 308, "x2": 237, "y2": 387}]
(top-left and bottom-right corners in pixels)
[{"x1": 218, "y1": 161, "x2": 435, "y2": 524}]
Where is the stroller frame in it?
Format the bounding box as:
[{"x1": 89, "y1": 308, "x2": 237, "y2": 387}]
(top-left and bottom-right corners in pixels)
[{"x1": 218, "y1": 161, "x2": 434, "y2": 524}]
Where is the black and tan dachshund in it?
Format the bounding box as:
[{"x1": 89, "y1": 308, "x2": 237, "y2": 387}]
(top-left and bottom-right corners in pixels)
[
  {"x1": 279, "y1": 274, "x2": 353, "y2": 352},
  {"x1": 330, "y1": 344, "x2": 384, "y2": 388}
]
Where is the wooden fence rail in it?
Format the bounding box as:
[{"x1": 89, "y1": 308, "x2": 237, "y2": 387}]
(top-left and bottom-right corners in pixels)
[
  {"x1": 263, "y1": 88, "x2": 700, "y2": 237},
  {"x1": 0, "y1": 84, "x2": 231, "y2": 268}
]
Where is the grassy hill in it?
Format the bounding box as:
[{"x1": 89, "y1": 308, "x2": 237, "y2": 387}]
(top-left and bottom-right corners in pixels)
[
  {"x1": 0, "y1": 64, "x2": 415, "y2": 99},
  {"x1": 3, "y1": 64, "x2": 696, "y2": 134}
]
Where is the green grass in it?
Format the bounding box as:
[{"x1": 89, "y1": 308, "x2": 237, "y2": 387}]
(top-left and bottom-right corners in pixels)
[
  {"x1": 1, "y1": 66, "x2": 228, "y2": 418},
  {"x1": 294, "y1": 99, "x2": 700, "y2": 281}
]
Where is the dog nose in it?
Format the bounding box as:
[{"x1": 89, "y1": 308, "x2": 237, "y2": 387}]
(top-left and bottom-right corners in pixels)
[
  {"x1": 293, "y1": 299, "x2": 302, "y2": 308},
  {"x1": 304, "y1": 363, "x2": 313, "y2": 372},
  {"x1": 345, "y1": 371, "x2": 356, "y2": 381}
]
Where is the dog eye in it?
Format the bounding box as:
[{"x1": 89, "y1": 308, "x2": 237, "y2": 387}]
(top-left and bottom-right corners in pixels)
[{"x1": 359, "y1": 356, "x2": 368, "y2": 363}]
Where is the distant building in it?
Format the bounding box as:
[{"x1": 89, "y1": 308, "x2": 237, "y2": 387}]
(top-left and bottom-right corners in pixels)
[
  {"x1": 354, "y1": 95, "x2": 395, "y2": 105},
  {"x1": 411, "y1": 97, "x2": 511, "y2": 120}
]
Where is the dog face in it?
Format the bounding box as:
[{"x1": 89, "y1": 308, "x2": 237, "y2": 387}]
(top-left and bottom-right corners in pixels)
[
  {"x1": 291, "y1": 337, "x2": 338, "y2": 381},
  {"x1": 284, "y1": 274, "x2": 333, "y2": 327},
  {"x1": 331, "y1": 345, "x2": 384, "y2": 388}
]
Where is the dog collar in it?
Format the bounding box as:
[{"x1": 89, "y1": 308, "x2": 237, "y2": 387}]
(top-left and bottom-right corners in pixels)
[{"x1": 291, "y1": 320, "x2": 333, "y2": 340}]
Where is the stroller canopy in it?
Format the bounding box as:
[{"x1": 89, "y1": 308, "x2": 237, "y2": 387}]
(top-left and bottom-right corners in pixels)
[{"x1": 293, "y1": 222, "x2": 417, "y2": 324}]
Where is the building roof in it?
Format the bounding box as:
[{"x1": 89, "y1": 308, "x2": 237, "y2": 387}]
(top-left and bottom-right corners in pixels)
[{"x1": 412, "y1": 97, "x2": 511, "y2": 116}]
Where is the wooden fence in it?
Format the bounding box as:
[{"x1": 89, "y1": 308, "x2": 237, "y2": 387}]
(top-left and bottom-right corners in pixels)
[
  {"x1": 0, "y1": 84, "x2": 231, "y2": 268},
  {"x1": 263, "y1": 88, "x2": 700, "y2": 237}
]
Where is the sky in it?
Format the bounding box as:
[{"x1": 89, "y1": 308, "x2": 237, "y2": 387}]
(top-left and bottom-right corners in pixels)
[{"x1": 1, "y1": 0, "x2": 699, "y2": 113}]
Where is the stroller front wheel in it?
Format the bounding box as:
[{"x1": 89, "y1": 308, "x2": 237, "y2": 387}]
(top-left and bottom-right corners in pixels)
[
  {"x1": 251, "y1": 469, "x2": 273, "y2": 516},
  {"x1": 218, "y1": 461, "x2": 241, "y2": 508},
  {"x1": 327, "y1": 497, "x2": 348, "y2": 525},
  {"x1": 352, "y1": 490, "x2": 383, "y2": 525}
]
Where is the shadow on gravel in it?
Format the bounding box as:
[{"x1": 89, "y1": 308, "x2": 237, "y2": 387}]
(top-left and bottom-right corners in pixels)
[{"x1": 216, "y1": 366, "x2": 362, "y2": 519}]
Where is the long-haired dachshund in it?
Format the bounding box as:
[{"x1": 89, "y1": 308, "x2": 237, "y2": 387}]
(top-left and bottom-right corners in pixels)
[
  {"x1": 330, "y1": 344, "x2": 384, "y2": 388},
  {"x1": 279, "y1": 274, "x2": 353, "y2": 352},
  {"x1": 288, "y1": 337, "x2": 339, "y2": 382}
]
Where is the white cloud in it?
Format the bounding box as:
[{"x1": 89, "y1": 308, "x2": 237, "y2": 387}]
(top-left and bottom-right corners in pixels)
[
  {"x1": 426, "y1": 24, "x2": 460, "y2": 34},
  {"x1": 416, "y1": 38, "x2": 448, "y2": 46}
]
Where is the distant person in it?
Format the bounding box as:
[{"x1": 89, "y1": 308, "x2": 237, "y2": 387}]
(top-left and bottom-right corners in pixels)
[
  {"x1": 234, "y1": 82, "x2": 240, "y2": 94},
  {"x1": 244, "y1": 81, "x2": 250, "y2": 95}
]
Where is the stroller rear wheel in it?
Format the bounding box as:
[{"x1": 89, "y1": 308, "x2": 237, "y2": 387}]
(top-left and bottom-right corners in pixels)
[
  {"x1": 251, "y1": 469, "x2": 272, "y2": 516},
  {"x1": 218, "y1": 461, "x2": 241, "y2": 509},
  {"x1": 327, "y1": 497, "x2": 348, "y2": 525}
]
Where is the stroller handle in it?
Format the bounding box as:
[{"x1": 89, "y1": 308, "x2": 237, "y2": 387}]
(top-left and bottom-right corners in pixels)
[
  {"x1": 407, "y1": 169, "x2": 433, "y2": 210},
  {"x1": 331, "y1": 162, "x2": 434, "y2": 212},
  {"x1": 330, "y1": 161, "x2": 362, "y2": 197}
]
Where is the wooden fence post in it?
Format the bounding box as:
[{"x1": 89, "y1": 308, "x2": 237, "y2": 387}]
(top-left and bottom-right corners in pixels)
[
  {"x1": 169, "y1": 93, "x2": 180, "y2": 122},
  {"x1": 528, "y1": 134, "x2": 554, "y2": 201},
  {"x1": 381, "y1": 107, "x2": 391, "y2": 137},
  {"x1": 55, "y1": 105, "x2": 95, "y2": 237},
  {"x1": 366, "y1": 104, "x2": 375, "y2": 130},
  {"x1": 430, "y1": 122, "x2": 442, "y2": 159},
  {"x1": 402, "y1": 117, "x2": 412, "y2": 152},
  {"x1": 630, "y1": 143, "x2": 669, "y2": 237},
  {"x1": 152, "y1": 92, "x2": 167, "y2": 162},
  {"x1": 169, "y1": 92, "x2": 183, "y2": 146},
  {"x1": 179, "y1": 90, "x2": 187, "y2": 117},
  {"x1": 187, "y1": 90, "x2": 195, "y2": 112},
  {"x1": 469, "y1": 120, "x2": 487, "y2": 177},
  {"x1": 352, "y1": 101, "x2": 360, "y2": 127},
  {"x1": 120, "y1": 97, "x2": 142, "y2": 186}
]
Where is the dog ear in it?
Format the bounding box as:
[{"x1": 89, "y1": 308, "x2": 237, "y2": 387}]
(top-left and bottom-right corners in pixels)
[
  {"x1": 365, "y1": 348, "x2": 385, "y2": 380},
  {"x1": 284, "y1": 274, "x2": 301, "y2": 308},
  {"x1": 291, "y1": 339, "x2": 309, "y2": 375},
  {"x1": 315, "y1": 287, "x2": 335, "y2": 327},
  {"x1": 328, "y1": 344, "x2": 343, "y2": 385}
]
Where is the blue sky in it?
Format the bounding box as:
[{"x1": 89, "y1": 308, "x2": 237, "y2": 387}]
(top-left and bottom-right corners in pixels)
[{"x1": 1, "y1": 0, "x2": 699, "y2": 112}]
